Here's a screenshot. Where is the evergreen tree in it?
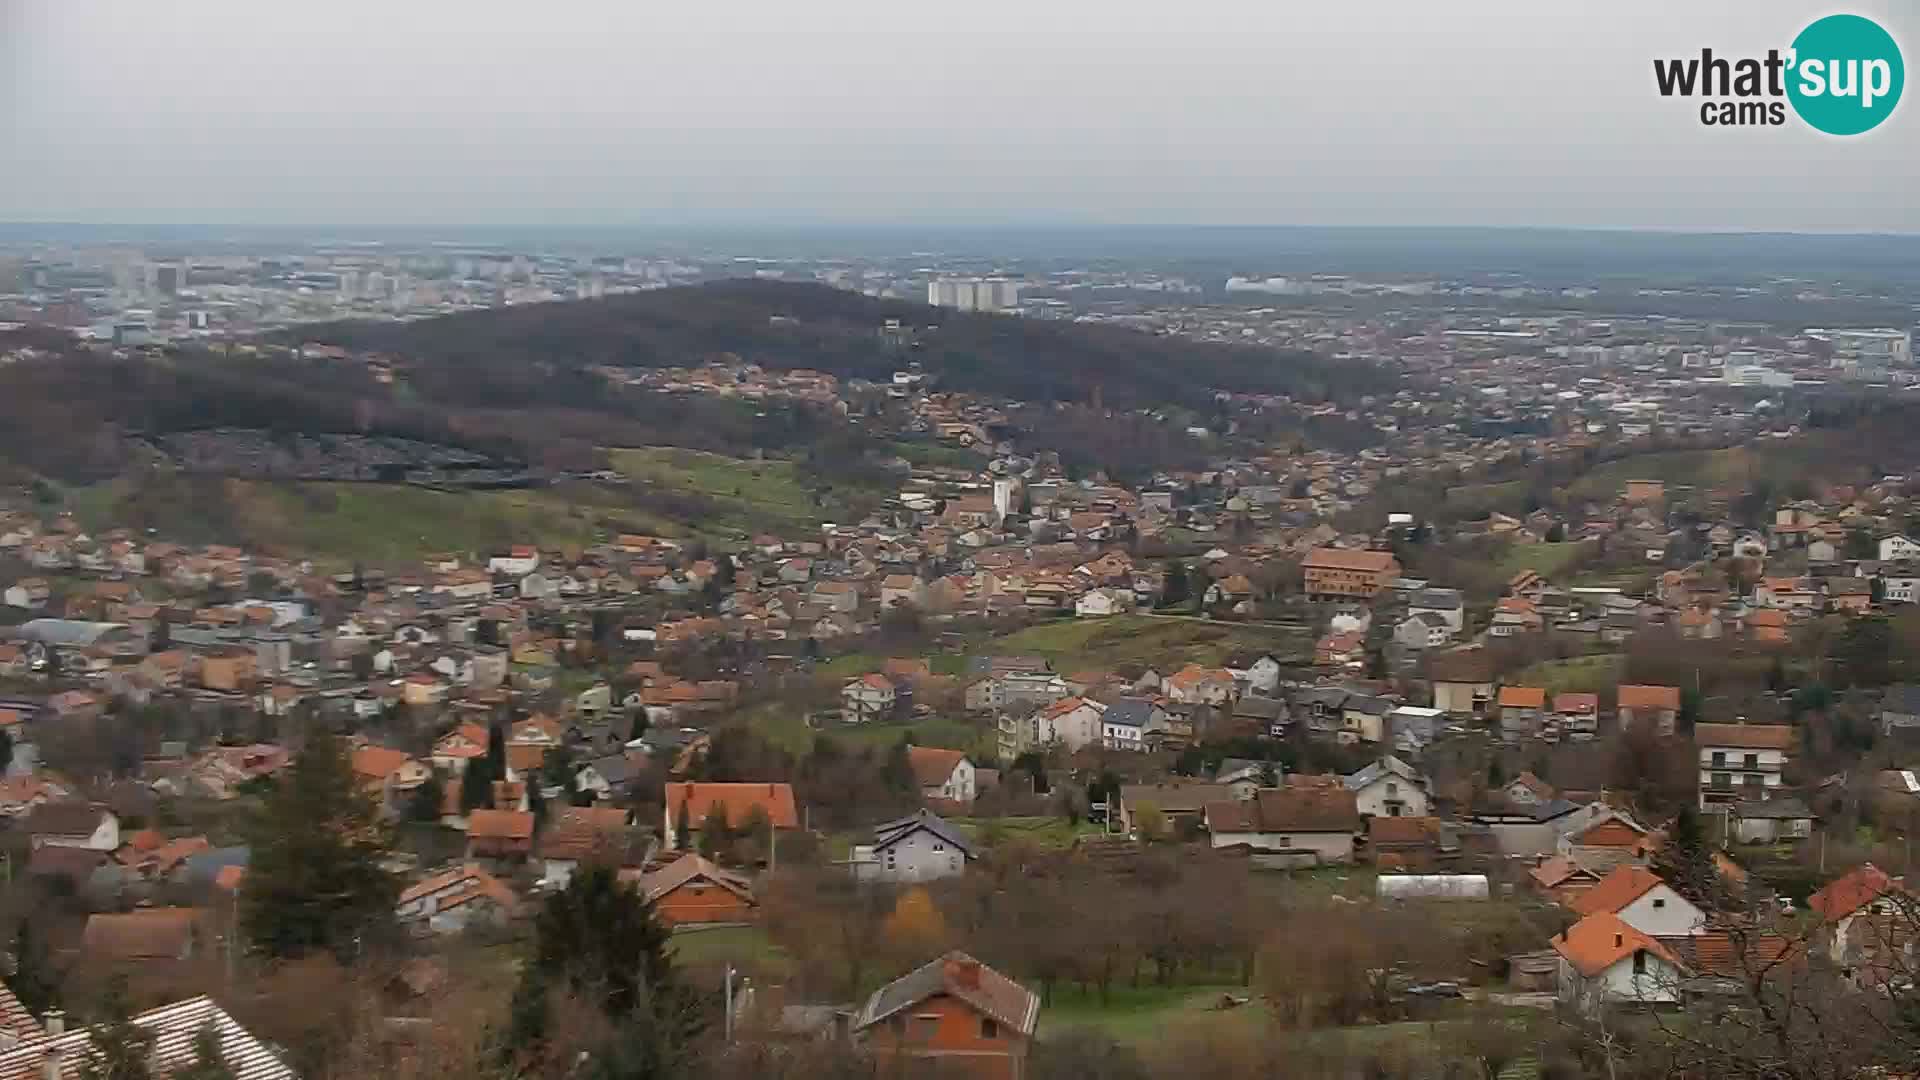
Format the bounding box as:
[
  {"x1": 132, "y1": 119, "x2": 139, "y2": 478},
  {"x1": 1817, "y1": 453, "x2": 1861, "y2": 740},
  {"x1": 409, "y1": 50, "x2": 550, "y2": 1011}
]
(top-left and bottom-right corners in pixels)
[
  {"x1": 629, "y1": 711, "x2": 650, "y2": 744},
  {"x1": 408, "y1": 769, "x2": 446, "y2": 823},
  {"x1": 698, "y1": 801, "x2": 732, "y2": 859},
  {"x1": 512, "y1": 864, "x2": 704, "y2": 1069},
  {"x1": 240, "y1": 733, "x2": 397, "y2": 960},
  {"x1": 9, "y1": 916, "x2": 60, "y2": 1016},
  {"x1": 1678, "y1": 688, "x2": 1703, "y2": 734},
  {"x1": 462, "y1": 723, "x2": 509, "y2": 813},
  {"x1": 1162, "y1": 562, "x2": 1189, "y2": 608},
  {"x1": 78, "y1": 977, "x2": 153, "y2": 1080},
  {"x1": 673, "y1": 801, "x2": 691, "y2": 851},
  {"x1": 0, "y1": 726, "x2": 13, "y2": 774},
  {"x1": 882, "y1": 739, "x2": 919, "y2": 805}
]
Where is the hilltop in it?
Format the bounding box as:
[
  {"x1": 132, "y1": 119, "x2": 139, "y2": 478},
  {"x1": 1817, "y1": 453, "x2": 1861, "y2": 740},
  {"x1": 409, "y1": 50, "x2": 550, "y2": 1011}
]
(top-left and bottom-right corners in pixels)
[{"x1": 288, "y1": 278, "x2": 1387, "y2": 411}]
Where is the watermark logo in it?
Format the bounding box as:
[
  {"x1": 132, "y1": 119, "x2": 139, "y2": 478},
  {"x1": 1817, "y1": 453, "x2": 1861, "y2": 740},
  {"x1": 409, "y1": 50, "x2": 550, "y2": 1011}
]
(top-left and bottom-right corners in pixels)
[{"x1": 1654, "y1": 13, "x2": 1903, "y2": 134}]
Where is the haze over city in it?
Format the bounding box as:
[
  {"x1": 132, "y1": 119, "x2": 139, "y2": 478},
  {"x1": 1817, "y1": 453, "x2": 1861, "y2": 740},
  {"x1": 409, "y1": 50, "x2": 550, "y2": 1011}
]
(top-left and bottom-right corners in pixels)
[{"x1": 4, "y1": 0, "x2": 1918, "y2": 231}]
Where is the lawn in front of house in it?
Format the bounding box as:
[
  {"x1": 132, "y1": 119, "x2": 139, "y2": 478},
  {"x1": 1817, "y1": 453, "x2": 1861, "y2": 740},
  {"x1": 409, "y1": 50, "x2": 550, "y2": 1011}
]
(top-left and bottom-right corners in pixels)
[
  {"x1": 1510, "y1": 653, "x2": 1626, "y2": 695},
  {"x1": 1038, "y1": 982, "x2": 1261, "y2": 1044},
  {"x1": 987, "y1": 614, "x2": 1309, "y2": 672},
  {"x1": 669, "y1": 924, "x2": 791, "y2": 980}
]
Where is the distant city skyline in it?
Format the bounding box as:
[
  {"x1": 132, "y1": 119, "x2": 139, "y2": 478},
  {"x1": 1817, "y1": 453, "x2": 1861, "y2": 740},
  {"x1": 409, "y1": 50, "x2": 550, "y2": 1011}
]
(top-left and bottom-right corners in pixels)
[{"x1": 3, "y1": 2, "x2": 1917, "y2": 232}]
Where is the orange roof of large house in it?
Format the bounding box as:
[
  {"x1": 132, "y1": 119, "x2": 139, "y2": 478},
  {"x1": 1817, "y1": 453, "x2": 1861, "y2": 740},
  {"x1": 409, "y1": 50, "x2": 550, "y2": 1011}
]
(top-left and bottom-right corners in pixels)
[
  {"x1": 1552, "y1": 911, "x2": 1686, "y2": 978},
  {"x1": 1166, "y1": 664, "x2": 1232, "y2": 687},
  {"x1": 1553, "y1": 693, "x2": 1599, "y2": 715},
  {"x1": 1617, "y1": 685, "x2": 1681, "y2": 711},
  {"x1": 907, "y1": 746, "x2": 969, "y2": 788},
  {"x1": 1497, "y1": 686, "x2": 1546, "y2": 709},
  {"x1": 1694, "y1": 723, "x2": 1796, "y2": 751},
  {"x1": 1304, "y1": 547, "x2": 1399, "y2": 572},
  {"x1": 351, "y1": 745, "x2": 412, "y2": 781},
  {"x1": 664, "y1": 782, "x2": 799, "y2": 830},
  {"x1": 1566, "y1": 865, "x2": 1670, "y2": 918},
  {"x1": 466, "y1": 809, "x2": 535, "y2": 841},
  {"x1": 1809, "y1": 863, "x2": 1902, "y2": 923}
]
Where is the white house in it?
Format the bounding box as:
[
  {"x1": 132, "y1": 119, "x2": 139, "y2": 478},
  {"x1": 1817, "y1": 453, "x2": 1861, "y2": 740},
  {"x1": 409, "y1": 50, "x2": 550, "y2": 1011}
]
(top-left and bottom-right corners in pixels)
[
  {"x1": 1882, "y1": 573, "x2": 1920, "y2": 605},
  {"x1": 395, "y1": 863, "x2": 518, "y2": 936},
  {"x1": 1554, "y1": 912, "x2": 1688, "y2": 1012},
  {"x1": 1101, "y1": 698, "x2": 1171, "y2": 752},
  {"x1": 487, "y1": 546, "x2": 541, "y2": 576},
  {"x1": 1567, "y1": 865, "x2": 1708, "y2": 937},
  {"x1": 850, "y1": 810, "x2": 976, "y2": 884},
  {"x1": 1695, "y1": 723, "x2": 1794, "y2": 809},
  {"x1": 1407, "y1": 588, "x2": 1465, "y2": 634},
  {"x1": 841, "y1": 674, "x2": 896, "y2": 724},
  {"x1": 1204, "y1": 787, "x2": 1361, "y2": 865},
  {"x1": 1880, "y1": 535, "x2": 1920, "y2": 562},
  {"x1": 1001, "y1": 696, "x2": 1106, "y2": 758},
  {"x1": 1074, "y1": 588, "x2": 1134, "y2": 618},
  {"x1": 907, "y1": 746, "x2": 976, "y2": 804},
  {"x1": 1343, "y1": 756, "x2": 1431, "y2": 818},
  {"x1": 1394, "y1": 612, "x2": 1453, "y2": 650},
  {"x1": 1225, "y1": 654, "x2": 1283, "y2": 696}
]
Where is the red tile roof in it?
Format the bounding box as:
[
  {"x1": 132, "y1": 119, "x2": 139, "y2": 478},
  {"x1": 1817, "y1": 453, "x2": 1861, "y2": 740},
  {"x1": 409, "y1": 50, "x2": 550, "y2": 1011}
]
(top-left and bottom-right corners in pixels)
[
  {"x1": 1553, "y1": 911, "x2": 1686, "y2": 978},
  {"x1": 664, "y1": 783, "x2": 799, "y2": 830},
  {"x1": 1566, "y1": 865, "x2": 1668, "y2": 918}
]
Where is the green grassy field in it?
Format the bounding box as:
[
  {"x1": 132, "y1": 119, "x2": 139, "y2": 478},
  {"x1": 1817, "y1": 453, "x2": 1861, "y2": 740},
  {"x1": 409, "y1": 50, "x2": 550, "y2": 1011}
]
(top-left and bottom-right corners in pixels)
[
  {"x1": 610, "y1": 446, "x2": 866, "y2": 537},
  {"x1": 738, "y1": 701, "x2": 994, "y2": 759},
  {"x1": 988, "y1": 614, "x2": 1309, "y2": 671},
  {"x1": 947, "y1": 815, "x2": 1106, "y2": 850},
  {"x1": 1565, "y1": 447, "x2": 1753, "y2": 502},
  {"x1": 1041, "y1": 983, "x2": 1260, "y2": 1043},
  {"x1": 71, "y1": 476, "x2": 672, "y2": 567},
  {"x1": 1510, "y1": 654, "x2": 1626, "y2": 694},
  {"x1": 1492, "y1": 540, "x2": 1593, "y2": 581},
  {"x1": 670, "y1": 924, "x2": 791, "y2": 979}
]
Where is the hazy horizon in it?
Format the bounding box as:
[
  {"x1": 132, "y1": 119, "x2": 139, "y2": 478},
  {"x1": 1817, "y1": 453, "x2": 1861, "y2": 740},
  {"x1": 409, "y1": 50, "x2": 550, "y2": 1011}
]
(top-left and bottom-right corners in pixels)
[{"x1": 5, "y1": 1, "x2": 1917, "y2": 232}]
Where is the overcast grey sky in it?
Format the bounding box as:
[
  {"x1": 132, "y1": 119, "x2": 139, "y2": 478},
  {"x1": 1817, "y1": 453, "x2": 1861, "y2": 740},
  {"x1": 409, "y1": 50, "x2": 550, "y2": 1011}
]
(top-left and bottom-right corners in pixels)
[{"x1": 2, "y1": 1, "x2": 1915, "y2": 231}]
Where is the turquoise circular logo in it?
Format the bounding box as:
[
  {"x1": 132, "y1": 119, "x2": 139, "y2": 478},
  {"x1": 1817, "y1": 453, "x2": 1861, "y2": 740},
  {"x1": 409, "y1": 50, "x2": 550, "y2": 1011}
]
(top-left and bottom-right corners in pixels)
[{"x1": 1788, "y1": 14, "x2": 1904, "y2": 135}]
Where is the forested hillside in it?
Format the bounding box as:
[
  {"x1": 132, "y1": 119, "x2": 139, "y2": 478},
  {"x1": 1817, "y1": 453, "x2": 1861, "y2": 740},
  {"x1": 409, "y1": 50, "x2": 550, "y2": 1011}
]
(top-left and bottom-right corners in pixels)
[{"x1": 290, "y1": 279, "x2": 1389, "y2": 409}]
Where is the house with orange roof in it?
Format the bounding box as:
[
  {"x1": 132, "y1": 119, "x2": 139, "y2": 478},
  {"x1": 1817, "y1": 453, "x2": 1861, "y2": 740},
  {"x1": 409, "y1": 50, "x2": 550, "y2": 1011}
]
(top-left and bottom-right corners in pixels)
[
  {"x1": 1566, "y1": 865, "x2": 1707, "y2": 937},
  {"x1": 852, "y1": 952, "x2": 1040, "y2": 1078},
  {"x1": 1001, "y1": 695, "x2": 1106, "y2": 758},
  {"x1": 908, "y1": 747, "x2": 976, "y2": 805},
  {"x1": 1303, "y1": 547, "x2": 1402, "y2": 599},
  {"x1": 1745, "y1": 608, "x2": 1790, "y2": 644},
  {"x1": 1616, "y1": 684, "x2": 1681, "y2": 737},
  {"x1": 1695, "y1": 722, "x2": 1795, "y2": 809},
  {"x1": 1529, "y1": 854, "x2": 1609, "y2": 904},
  {"x1": 352, "y1": 745, "x2": 431, "y2": 817},
  {"x1": 1163, "y1": 664, "x2": 1237, "y2": 706},
  {"x1": 1497, "y1": 686, "x2": 1547, "y2": 742},
  {"x1": 1552, "y1": 911, "x2": 1689, "y2": 1010},
  {"x1": 396, "y1": 863, "x2": 520, "y2": 935},
  {"x1": 661, "y1": 782, "x2": 799, "y2": 852},
  {"x1": 1551, "y1": 693, "x2": 1600, "y2": 741},
  {"x1": 465, "y1": 809, "x2": 536, "y2": 861},
  {"x1": 631, "y1": 853, "x2": 757, "y2": 927},
  {"x1": 1808, "y1": 862, "x2": 1916, "y2": 976},
  {"x1": 842, "y1": 672, "x2": 897, "y2": 724},
  {"x1": 432, "y1": 723, "x2": 491, "y2": 773}
]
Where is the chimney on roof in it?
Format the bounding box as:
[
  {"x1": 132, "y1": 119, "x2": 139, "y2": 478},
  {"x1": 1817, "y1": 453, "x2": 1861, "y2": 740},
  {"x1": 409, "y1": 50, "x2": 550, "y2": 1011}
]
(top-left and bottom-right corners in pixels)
[
  {"x1": 946, "y1": 956, "x2": 982, "y2": 990},
  {"x1": 43, "y1": 1010, "x2": 62, "y2": 1036}
]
